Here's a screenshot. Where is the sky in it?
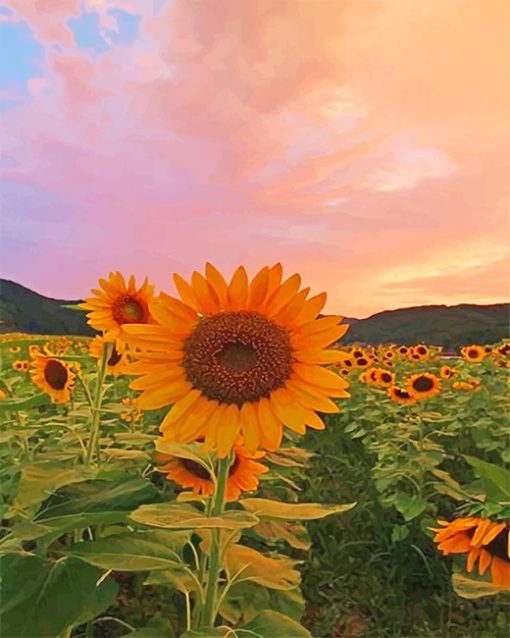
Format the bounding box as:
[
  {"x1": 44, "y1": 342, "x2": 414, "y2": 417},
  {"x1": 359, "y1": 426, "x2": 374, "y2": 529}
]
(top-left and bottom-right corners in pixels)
[{"x1": 0, "y1": 0, "x2": 508, "y2": 318}]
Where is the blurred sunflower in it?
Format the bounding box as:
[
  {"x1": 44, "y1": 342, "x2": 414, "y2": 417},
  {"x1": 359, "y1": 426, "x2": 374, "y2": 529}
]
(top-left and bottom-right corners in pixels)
[
  {"x1": 88, "y1": 335, "x2": 129, "y2": 376},
  {"x1": 154, "y1": 440, "x2": 268, "y2": 501},
  {"x1": 124, "y1": 263, "x2": 350, "y2": 456},
  {"x1": 496, "y1": 343, "x2": 510, "y2": 357},
  {"x1": 12, "y1": 360, "x2": 24, "y2": 371},
  {"x1": 80, "y1": 272, "x2": 155, "y2": 341},
  {"x1": 412, "y1": 345, "x2": 429, "y2": 361},
  {"x1": 461, "y1": 345, "x2": 486, "y2": 363},
  {"x1": 375, "y1": 369, "x2": 395, "y2": 387},
  {"x1": 388, "y1": 386, "x2": 416, "y2": 405},
  {"x1": 407, "y1": 373, "x2": 441, "y2": 400},
  {"x1": 440, "y1": 365, "x2": 457, "y2": 380},
  {"x1": 431, "y1": 518, "x2": 510, "y2": 589},
  {"x1": 453, "y1": 378, "x2": 481, "y2": 392},
  {"x1": 9, "y1": 346, "x2": 21, "y2": 354},
  {"x1": 397, "y1": 345, "x2": 409, "y2": 356},
  {"x1": 30, "y1": 353, "x2": 75, "y2": 404}
]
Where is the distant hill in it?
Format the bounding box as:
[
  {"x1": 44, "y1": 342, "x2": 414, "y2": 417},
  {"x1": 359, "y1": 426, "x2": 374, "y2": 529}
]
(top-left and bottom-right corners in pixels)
[
  {"x1": 0, "y1": 280, "x2": 94, "y2": 336},
  {"x1": 342, "y1": 303, "x2": 509, "y2": 349},
  {"x1": 0, "y1": 279, "x2": 508, "y2": 347}
]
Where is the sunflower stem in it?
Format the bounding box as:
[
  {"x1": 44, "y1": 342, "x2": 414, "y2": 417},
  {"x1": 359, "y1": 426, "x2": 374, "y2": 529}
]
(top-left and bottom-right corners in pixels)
[
  {"x1": 85, "y1": 342, "x2": 110, "y2": 467},
  {"x1": 201, "y1": 453, "x2": 232, "y2": 628}
]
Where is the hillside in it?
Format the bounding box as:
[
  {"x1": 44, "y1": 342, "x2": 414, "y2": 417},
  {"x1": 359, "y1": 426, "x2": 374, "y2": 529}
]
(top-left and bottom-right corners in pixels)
[
  {"x1": 343, "y1": 303, "x2": 509, "y2": 348},
  {"x1": 0, "y1": 280, "x2": 94, "y2": 336},
  {"x1": 0, "y1": 279, "x2": 508, "y2": 347}
]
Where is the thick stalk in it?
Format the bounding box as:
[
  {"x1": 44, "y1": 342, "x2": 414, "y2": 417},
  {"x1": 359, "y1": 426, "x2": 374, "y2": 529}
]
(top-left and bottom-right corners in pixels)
[
  {"x1": 85, "y1": 343, "x2": 110, "y2": 467},
  {"x1": 201, "y1": 454, "x2": 232, "y2": 628}
]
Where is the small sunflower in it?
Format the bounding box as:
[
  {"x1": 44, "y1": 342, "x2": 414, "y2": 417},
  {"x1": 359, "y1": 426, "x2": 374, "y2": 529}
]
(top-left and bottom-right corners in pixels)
[
  {"x1": 388, "y1": 385, "x2": 416, "y2": 405},
  {"x1": 88, "y1": 335, "x2": 129, "y2": 376},
  {"x1": 440, "y1": 365, "x2": 457, "y2": 380},
  {"x1": 412, "y1": 345, "x2": 429, "y2": 361},
  {"x1": 80, "y1": 272, "x2": 155, "y2": 341},
  {"x1": 364, "y1": 367, "x2": 380, "y2": 385},
  {"x1": 375, "y1": 369, "x2": 395, "y2": 387},
  {"x1": 30, "y1": 353, "x2": 75, "y2": 404},
  {"x1": 9, "y1": 346, "x2": 21, "y2": 354},
  {"x1": 12, "y1": 360, "x2": 25, "y2": 371},
  {"x1": 431, "y1": 518, "x2": 510, "y2": 590},
  {"x1": 353, "y1": 356, "x2": 370, "y2": 369},
  {"x1": 154, "y1": 441, "x2": 269, "y2": 501},
  {"x1": 123, "y1": 264, "x2": 350, "y2": 456},
  {"x1": 496, "y1": 343, "x2": 510, "y2": 357},
  {"x1": 397, "y1": 345, "x2": 409, "y2": 356},
  {"x1": 407, "y1": 373, "x2": 441, "y2": 400},
  {"x1": 461, "y1": 345, "x2": 486, "y2": 363}
]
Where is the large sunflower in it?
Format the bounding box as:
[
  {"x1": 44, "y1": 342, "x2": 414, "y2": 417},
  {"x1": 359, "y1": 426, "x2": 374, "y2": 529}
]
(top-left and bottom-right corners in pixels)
[
  {"x1": 88, "y1": 335, "x2": 129, "y2": 376},
  {"x1": 80, "y1": 272, "x2": 154, "y2": 341},
  {"x1": 406, "y1": 373, "x2": 441, "y2": 400},
  {"x1": 30, "y1": 352, "x2": 75, "y2": 404},
  {"x1": 123, "y1": 264, "x2": 350, "y2": 456},
  {"x1": 431, "y1": 517, "x2": 510, "y2": 589},
  {"x1": 154, "y1": 441, "x2": 268, "y2": 501}
]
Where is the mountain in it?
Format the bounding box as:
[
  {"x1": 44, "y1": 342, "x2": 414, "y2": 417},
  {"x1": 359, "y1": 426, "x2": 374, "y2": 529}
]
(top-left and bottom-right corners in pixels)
[
  {"x1": 0, "y1": 280, "x2": 94, "y2": 336},
  {"x1": 342, "y1": 303, "x2": 509, "y2": 348},
  {"x1": 0, "y1": 279, "x2": 508, "y2": 347}
]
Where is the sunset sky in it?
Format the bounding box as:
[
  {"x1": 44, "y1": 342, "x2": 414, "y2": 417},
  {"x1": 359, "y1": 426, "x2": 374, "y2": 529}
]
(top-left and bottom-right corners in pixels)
[{"x1": 1, "y1": 0, "x2": 508, "y2": 318}]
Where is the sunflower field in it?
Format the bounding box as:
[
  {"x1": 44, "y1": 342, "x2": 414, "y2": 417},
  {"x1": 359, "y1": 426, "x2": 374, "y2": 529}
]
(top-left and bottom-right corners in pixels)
[{"x1": 0, "y1": 266, "x2": 508, "y2": 638}]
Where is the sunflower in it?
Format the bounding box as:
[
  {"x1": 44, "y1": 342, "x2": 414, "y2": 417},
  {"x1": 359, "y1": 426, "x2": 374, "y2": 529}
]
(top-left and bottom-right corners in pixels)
[
  {"x1": 406, "y1": 373, "x2": 441, "y2": 400},
  {"x1": 30, "y1": 353, "x2": 75, "y2": 404},
  {"x1": 453, "y1": 378, "x2": 481, "y2": 392},
  {"x1": 412, "y1": 344, "x2": 429, "y2": 361},
  {"x1": 461, "y1": 345, "x2": 486, "y2": 363},
  {"x1": 496, "y1": 343, "x2": 510, "y2": 357},
  {"x1": 9, "y1": 346, "x2": 21, "y2": 354},
  {"x1": 397, "y1": 346, "x2": 409, "y2": 356},
  {"x1": 374, "y1": 369, "x2": 395, "y2": 387},
  {"x1": 431, "y1": 518, "x2": 510, "y2": 589},
  {"x1": 388, "y1": 385, "x2": 416, "y2": 405},
  {"x1": 364, "y1": 367, "x2": 379, "y2": 385},
  {"x1": 88, "y1": 335, "x2": 129, "y2": 376},
  {"x1": 440, "y1": 365, "x2": 457, "y2": 380},
  {"x1": 123, "y1": 264, "x2": 350, "y2": 456},
  {"x1": 154, "y1": 440, "x2": 269, "y2": 501},
  {"x1": 80, "y1": 272, "x2": 155, "y2": 341},
  {"x1": 353, "y1": 356, "x2": 370, "y2": 369},
  {"x1": 12, "y1": 360, "x2": 24, "y2": 371},
  {"x1": 21, "y1": 360, "x2": 29, "y2": 371}
]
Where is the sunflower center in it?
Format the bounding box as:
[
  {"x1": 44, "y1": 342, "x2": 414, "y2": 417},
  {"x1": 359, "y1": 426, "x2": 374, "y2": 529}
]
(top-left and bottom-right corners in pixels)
[
  {"x1": 112, "y1": 296, "x2": 146, "y2": 325},
  {"x1": 107, "y1": 346, "x2": 122, "y2": 367},
  {"x1": 381, "y1": 373, "x2": 392, "y2": 383},
  {"x1": 468, "y1": 349, "x2": 479, "y2": 358},
  {"x1": 485, "y1": 529, "x2": 510, "y2": 562},
  {"x1": 182, "y1": 311, "x2": 294, "y2": 405},
  {"x1": 181, "y1": 459, "x2": 211, "y2": 480},
  {"x1": 394, "y1": 388, "x2": 412, "y2": 399},
  {"x1": 417, "y1": 346, "x2": 427, "y2": 355},
  {"x1": 44, "y1": 359, "x2": 68, "y2": 390},
  {"x1": 413, "y1": 376, "x2": 434, "y2": 392}
]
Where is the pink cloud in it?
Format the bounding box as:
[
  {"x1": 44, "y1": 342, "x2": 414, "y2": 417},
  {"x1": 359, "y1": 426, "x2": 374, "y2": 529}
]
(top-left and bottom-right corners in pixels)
[{"x1": 1, "y1": 0, "x2": 508, "y2": 317}]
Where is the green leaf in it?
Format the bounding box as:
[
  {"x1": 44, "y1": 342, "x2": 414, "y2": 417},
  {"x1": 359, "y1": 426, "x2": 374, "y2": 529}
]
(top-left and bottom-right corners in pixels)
[
  {"x1": 130, "y1": 503, "x2": 259, "y2": 530},
  {"x1": 0, "y1": 393, "x2": 50, "y2": 413},
  {"x1": 145, "y1": 567, "x2": 199, "y2": 594},
  {"x1": 180, "y1": 630, "x2": 228, "y2": 638},
  {"x1": 464, "y1": 455, "x2": 510, "y2": 501},
  {"x1": 391, "y1": 525, "x2": 410, "y2": 543},
  {"x1": 392, "y1": 493, "x2": 427, "y2": 522},
  {"x1": 239, "y1": 498, "x2": 356, "y2": 520},
  {"x1": 72, "y1": 575, "x2": 119, "y2": 627},
  {"x1": 0, "y1": 554, "x2": 107, "y2": 637},
  {"x1": 9, "y1": 462, "x2": 94, "y2": 513},
  {"x1": 242, "y1": 610, "x2": 312, "y2": 637},
  {"x1": 253, "y1": 519, "x2": 311, "y2": 550},
  {"x1": 125, "y1": 617, "x2": 176, "y2": 637},
  {"x1": 452, "y1": 572, "x2": 503, "y2": 599},
  {"x1": 61, "y1": 529, "x2": 190, "y2": 571}
]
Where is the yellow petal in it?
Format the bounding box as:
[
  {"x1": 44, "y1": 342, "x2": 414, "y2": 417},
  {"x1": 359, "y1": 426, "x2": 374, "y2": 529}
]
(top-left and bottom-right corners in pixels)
[
  {"x1": 129, "y1": 368, "x2": 185, "y2": 390},
  {"x1": 205, "y1": 262, "x2": 229, "y2": 307},
  {"x1": 191, "y1": 271, "x2": 220, "y2": 314},
  {"x1": 294, "y1": 348, "x2": 351, "y2": 365},
  {"x1": 158, "y1": 389, "x2": 202, "y2": 432},
  {"x1": 135, "y1": 381, "x2": 191, "y2": 410},
  {"x1": 292, "y1": 364, "x2": 349, "y2": 391},
  {"x1": 203, "y1": 403, "x2": 228, "y2": 452},
  {"x1": 257, "y1": 398, "x2": 283, "y2": 451},
  {"x1": 227, "y1": 266, "x2": 249, "y2": 310},
  {"x1": 285, "y1": 380, "x2": 339, "y2": 413},
  {"x1": 273, "y1": 288, "x2": 310, "y2": 326},
  {"x1": 159, "y1": 292, "x2": 198, "y2": 323},
  {"x1": 216, "y1": 404, "x2": 242, "y2": 458},
  {"x1": 247, "y1": 266, "x2": 270, "y2": 310},
  {"x1": 264, "y1": 273, "x2": 302, "y2": 316},
  {"x1": 294, "y1": 316, "x2": 344, "y2": 337},
  {"x1": 289, "y1": 292, "x2": 327, "y2": 328},
  {"x1": 292, "y1": 324, "x2": 349, "y2": 350},
  {"x1": 269, "y1": 388, "x2": 307, "y2": 434},
  {"x1": 173, "y1": 273, "x2": 200, "y2": 311},
  {"x1": 240, "y1": 401, "x2": 261, "y2": 453}
]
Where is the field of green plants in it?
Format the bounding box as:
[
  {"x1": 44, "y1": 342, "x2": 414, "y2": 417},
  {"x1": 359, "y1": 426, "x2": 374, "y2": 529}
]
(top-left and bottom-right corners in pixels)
[{"x1": 0, "y1": 275, "x2": 509, "y2": 638}]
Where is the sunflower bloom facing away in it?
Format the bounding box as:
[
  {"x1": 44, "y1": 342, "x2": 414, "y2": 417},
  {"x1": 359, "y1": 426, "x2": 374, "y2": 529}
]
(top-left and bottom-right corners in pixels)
[
  {"x1": 154, "y1": 440, "x2": 269, "y2": 501},
  {"x1": 431, "y1": 518, "x2": 510, "y2": 589},
  {"x1": 123, "y1": 263, "x2": 350, "y2": 456},
  {"x1": 88, "y1": 335, "x2": 129, "y2": 376},
  {"x1": 80, "y1": 272, "x2": 155, "y2": 342},
  {"x1": 30, "y1": 352, "x2": 76, "y2": 404},
  {"x1": 388, "y1": 385, "x2": 417, "y2": 405},
  {"x1": 461, "y1": 345, "x2": 486, "y2": 363}
]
